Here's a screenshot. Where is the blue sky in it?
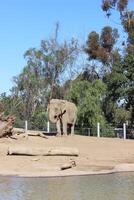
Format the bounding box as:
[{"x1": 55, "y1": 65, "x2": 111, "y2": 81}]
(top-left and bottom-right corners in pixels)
[{"x1": 0, "y1": 0, "x2": 133, "y2": 94}]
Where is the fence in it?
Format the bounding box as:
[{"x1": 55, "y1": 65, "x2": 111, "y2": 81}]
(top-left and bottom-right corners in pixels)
[{"x1": 14, "y1": 120, "x2": 134, "y2": 139}]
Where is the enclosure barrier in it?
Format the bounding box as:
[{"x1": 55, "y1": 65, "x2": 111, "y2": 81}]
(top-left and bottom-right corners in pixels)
[
  {"x1": 97, "y1": 122, "x2": 100, "y2": 138},
  {"x1": 15, "y1": 121, "x2": 133, "y2": 139},
  {"x1": 123, "y1": 123, "x2": 126, "y2": 139},
  {"x1": 25, "y1": 121, "x2": 28, "y2": 133},
  {"x1": 47, "y1": 121, "x2": 50, "y2": 133}
]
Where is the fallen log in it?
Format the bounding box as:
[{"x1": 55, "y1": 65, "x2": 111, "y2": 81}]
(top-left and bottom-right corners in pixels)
[
  {"x1": 0, "y1": 113, "x2": 15, "y2": 138},
  {"x1": 24, "y1": 131, "x2": 48, "y2": 139},
  {"x1": 7, "y1": 147, "x2": 79, "y2": 156},
  {"x1": 13, "y1": 128, "x2": 48, "y2": 139}
]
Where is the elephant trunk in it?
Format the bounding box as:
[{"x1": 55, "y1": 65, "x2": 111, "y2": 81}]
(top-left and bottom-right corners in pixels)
[{"x1": 48, "y1": 112, "x2": 58, "y2": 123}]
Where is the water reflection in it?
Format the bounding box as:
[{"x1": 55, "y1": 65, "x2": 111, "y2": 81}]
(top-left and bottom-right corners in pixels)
[{"x1": 0, "y1": 173, "x2": 134, "y2": 200}]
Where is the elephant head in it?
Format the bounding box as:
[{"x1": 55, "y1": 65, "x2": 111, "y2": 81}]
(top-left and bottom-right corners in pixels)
[{"x1": 47, "y1": 99, "x2": 66, "y2": 123}]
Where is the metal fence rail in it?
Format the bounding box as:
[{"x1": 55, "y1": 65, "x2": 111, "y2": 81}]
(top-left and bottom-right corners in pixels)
[{"x1": 14, "y1": 120, "x2": 134, "y2": 139}]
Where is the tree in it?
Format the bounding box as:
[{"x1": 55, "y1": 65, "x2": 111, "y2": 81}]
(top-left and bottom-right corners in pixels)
[
  {"x1": 66, "y1": 79, "x2": 106, "y2": 128},
  {"x1": 101, "y1": 0, "x2": 129, "y2": 15},
  {"x1": 102, "y1": 0, "x2": 134, "y2": 126},
  {"x1": 102, "y1": 0, "x2": 134, "y2": 53},
  {"x1": 11, "y1": 25, "x2": 79, "y2": 127},
  {"x1": 85, "y1": 26, "x2": 119, "y2": 71},
  {"x1": 85, "y1": 31, "x2": 100, "y2": 60},
  {"x1": 103, "y1": 61, "x2": 127, "y2": 124},
  {"x1": 114, "y1": 107, "x2": 131, "y2": 125},
  {"x1": 12, "y1": 65, "x2": 46, "y2": 120},
  {"x1": 24, "y1": 25, "x2": 79, "y2": 100},
  {"x1": 122, "y1": 53, "x2": 134, "y2": 125}
]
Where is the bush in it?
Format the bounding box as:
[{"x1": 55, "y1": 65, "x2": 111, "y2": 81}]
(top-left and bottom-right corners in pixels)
[{"x1": 30, "y1": 111, "x2": 48, "y2": 130}]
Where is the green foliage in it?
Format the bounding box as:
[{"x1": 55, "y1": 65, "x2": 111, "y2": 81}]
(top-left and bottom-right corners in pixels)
[
  {"x1": 67, "y1": 79, "x2": 107, "y2": 128},
  {"x1": 114, "y1": 108, "x2": 131, "y2": 124},
  {"x1": 30, "y1": 111, "x2": 48, "y2": 130},
  {"x1": 102, "y1": 68, "x2": 125, "y2": 124},
  {"x1": 104, "y1": 62, "x2": 127, "y2": 100},
  {"x1": 0, "y1": 93, "x2": 23, "y2": 117},
  {"x1": 123, "y1": 53, "x2": 134, "y2": 125},
  {"x1": 12, "y1": 64, "x2": 46, "y2": 119},
  {"x1": 100, "y1": 124, "x2": 115, "y2": 137},
  {"x1": 102, "y1": 53, "x2": 134, "y2": 126}
]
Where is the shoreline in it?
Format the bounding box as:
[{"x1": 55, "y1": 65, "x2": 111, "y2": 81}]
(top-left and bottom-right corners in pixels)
[
  {"x1": 0, "y1": 163, "x2": 134, "y2": 178},
  {"x1": 0, "y1": 134, "x2": 134, "y2": 178}
]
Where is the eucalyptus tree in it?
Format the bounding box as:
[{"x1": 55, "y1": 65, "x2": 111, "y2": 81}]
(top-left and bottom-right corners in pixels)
[
  {"x1": 85, "y1": 26, "x2": 119, "y2": 70},
  {"x1": 12, "y1": 25, "x2": 79, "y2": 122},
  {"x1": 101, "y1": 0, "x2": 134, "y2": 126},
  {"x1": 102, "y1": 0, "x2": 134, "y2": 53}
]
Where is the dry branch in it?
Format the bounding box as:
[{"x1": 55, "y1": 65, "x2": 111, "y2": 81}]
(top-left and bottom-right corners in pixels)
[
  {"x1": 60, "y1": 160, "x2": 76, "y2": 170},
  {"x1": 7, "y1": 147, "x2": 79, "y2": 156}
]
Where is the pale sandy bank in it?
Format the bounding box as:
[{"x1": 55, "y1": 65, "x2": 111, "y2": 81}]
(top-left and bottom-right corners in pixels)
[{"x1": 0, "y1": 133, "x2": 134, "y2": 177}]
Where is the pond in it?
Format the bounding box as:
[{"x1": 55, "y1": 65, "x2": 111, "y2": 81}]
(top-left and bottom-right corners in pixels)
[{"x1": 0, "y1": 172, "x2": 134, "y2": 200}]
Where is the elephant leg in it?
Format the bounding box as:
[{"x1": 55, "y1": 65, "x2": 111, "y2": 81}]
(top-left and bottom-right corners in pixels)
[
  {"x1": 71, "y1": 124, "x2": 75, "y2": 136},
  {"x1": 56, "y1": 120, "x2": 61, "y2": 136},
  {"x1": 63, "y1": 123, "x2": 67, "y2": 136}
]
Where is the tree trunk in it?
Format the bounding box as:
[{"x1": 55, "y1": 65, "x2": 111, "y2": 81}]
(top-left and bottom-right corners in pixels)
[{"x1": 0, "y1": 113, "x2": 15, "y2": 138}]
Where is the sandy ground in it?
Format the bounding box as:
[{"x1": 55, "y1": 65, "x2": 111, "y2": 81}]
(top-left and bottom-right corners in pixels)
[{"x1": 0, "y1": 130, "x2": 134, "y2": 177}]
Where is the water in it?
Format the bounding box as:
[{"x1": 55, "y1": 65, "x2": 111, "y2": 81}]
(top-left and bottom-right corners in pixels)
[{"x1": 0, "y1": 173, "x2": 134, "y2": 200}]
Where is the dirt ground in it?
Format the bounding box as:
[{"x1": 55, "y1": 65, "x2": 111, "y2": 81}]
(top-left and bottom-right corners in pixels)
[{"x1": 0, "y1": 130, "x2": 134, "y2": 177}]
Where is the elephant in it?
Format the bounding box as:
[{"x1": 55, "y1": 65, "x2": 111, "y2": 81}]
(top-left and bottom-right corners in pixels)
[{"x1": 47, "y1": 99, "x2": 77, "y2": 136}]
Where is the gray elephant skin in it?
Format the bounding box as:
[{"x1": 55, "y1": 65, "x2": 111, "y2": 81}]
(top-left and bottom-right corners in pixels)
[{"x1": 47, "y1": 99, "x2": 77, "y2": 136}]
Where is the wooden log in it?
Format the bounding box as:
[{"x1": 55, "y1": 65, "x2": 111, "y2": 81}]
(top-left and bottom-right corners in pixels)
[
  {"x1": 13, "y1": 128, "x2": 48, "y2": 139},
  {"x1": 7, "y1": 147, "x2": 79, "y2": 156},
  {"x1": 25, "y1": 131, "x2": 48, "y2": 139}
]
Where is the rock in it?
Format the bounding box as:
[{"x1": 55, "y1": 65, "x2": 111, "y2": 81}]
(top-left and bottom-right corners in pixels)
[{"x1": 60, "y1": 160, "x2": 76, "y2": 170}]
